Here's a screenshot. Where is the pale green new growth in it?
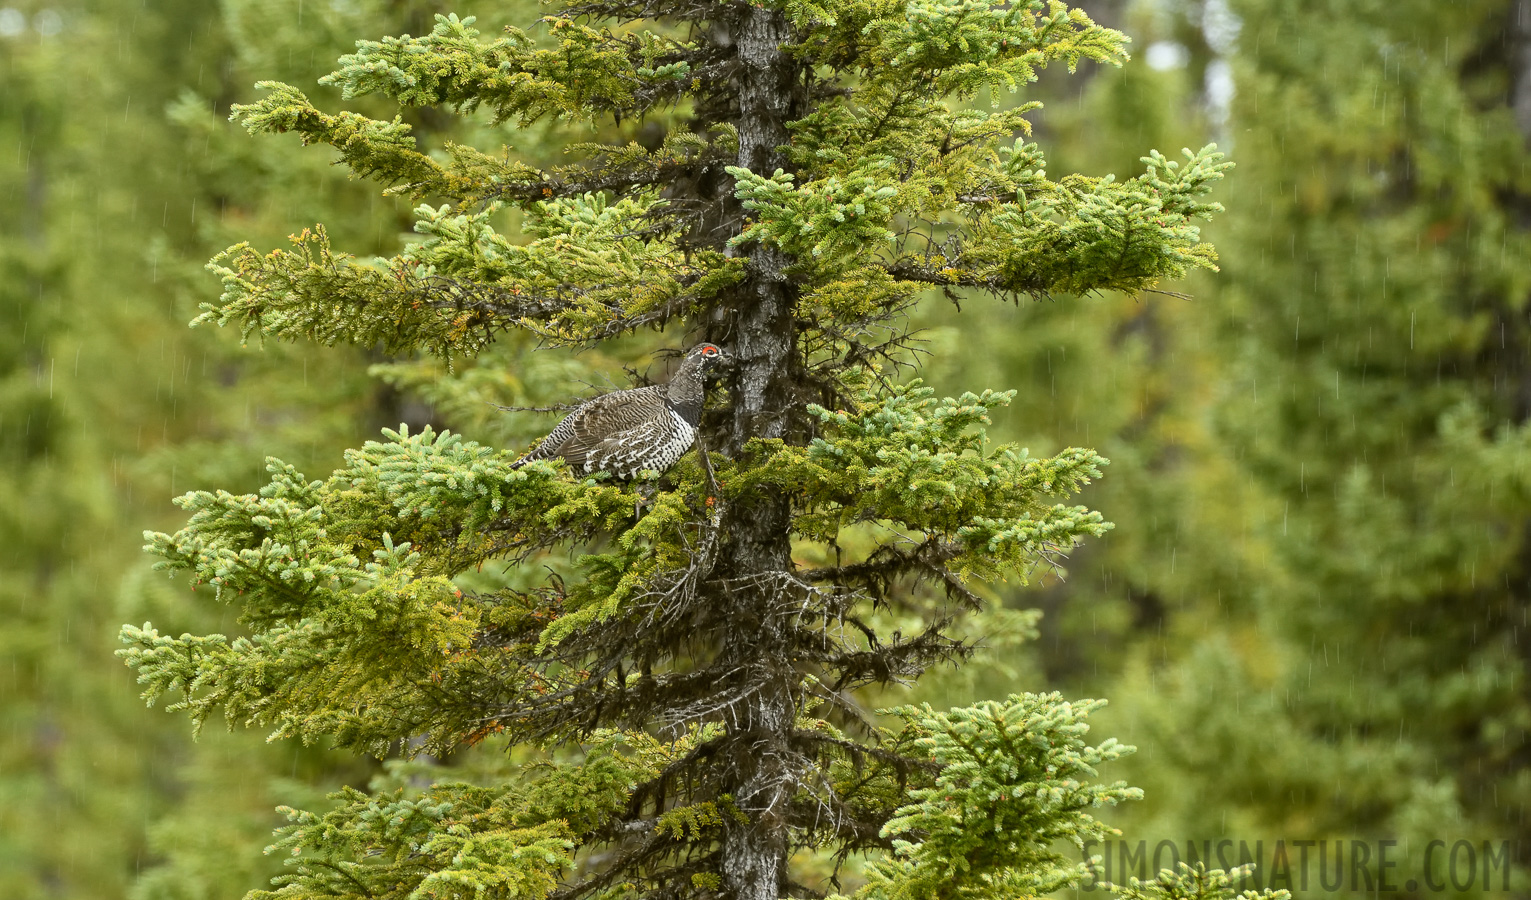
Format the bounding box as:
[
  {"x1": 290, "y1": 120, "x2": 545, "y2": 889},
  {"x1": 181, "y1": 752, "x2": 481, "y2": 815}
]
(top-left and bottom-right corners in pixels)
[
  {"x1": 858, "y1": 694, "x2": 1140, "y2": 900},
  {"x1": 1102, "y1": 863, "x2": 1293, "y2": 900},
  {"x1": 199, "y1": 4, "x2": 1227, "y2": 352}
]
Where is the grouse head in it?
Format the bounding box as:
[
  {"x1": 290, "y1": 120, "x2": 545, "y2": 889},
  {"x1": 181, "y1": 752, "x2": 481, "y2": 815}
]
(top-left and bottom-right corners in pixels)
[
  {"x1": 665, "y1": 343, "x2": 727, "y2": 411},
  {"x1": 681, "y1": 342, "x2": 728, "y2": 375}
]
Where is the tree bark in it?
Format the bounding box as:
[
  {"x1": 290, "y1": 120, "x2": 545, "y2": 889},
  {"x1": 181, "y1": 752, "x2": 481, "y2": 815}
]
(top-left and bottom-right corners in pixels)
[
  {"x1": 715, "y1": 7, "x2": 801, "y2": 900},
  {"x1": 1513, "y1": 0, "x2": 1531, "y2": 141}
]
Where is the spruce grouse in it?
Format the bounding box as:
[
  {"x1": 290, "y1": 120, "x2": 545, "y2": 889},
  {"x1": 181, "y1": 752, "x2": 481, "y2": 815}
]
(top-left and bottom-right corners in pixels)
[{"x1": 510, "y1": 344, "x2": 728, "y2": 478}]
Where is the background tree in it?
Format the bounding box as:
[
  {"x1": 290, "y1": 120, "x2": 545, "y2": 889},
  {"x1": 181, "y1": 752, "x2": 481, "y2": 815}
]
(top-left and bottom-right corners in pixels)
[
  {"x1": 117, "y1": 1, "x2": 1234, "y2": 898},
  {"x1": 949, "y1": 0, "x2": 1531, "y2": 892},
  {"x1": 1106, "y1": 0, "x2": 1531, "y2": 874},
  {"x1": 0, "y1": 1, "x2": 516, "y2": 896}
]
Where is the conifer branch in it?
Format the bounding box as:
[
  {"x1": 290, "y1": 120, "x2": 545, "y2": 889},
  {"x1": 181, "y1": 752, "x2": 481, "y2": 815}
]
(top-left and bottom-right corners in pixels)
[{"x1": 320, "y1": 13, "x2": 719, "y2": 125}]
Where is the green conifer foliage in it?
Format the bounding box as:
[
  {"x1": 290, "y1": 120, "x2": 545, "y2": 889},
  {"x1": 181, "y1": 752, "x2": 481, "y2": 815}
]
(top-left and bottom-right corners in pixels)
[
  {"x1": 121, "y1": 2, "x2": 1233, "y2": 897},
  {"x1": 952, "y1": 0, "x2": 1531, "y2": 892},
  {"x1": 0, "y1": 0, "x2": 380, "y2": 894},
  {"x1": 0, "y1": 1, "x2": 527, "y2": 896},
  {"x1": 1131, "y1": 0, "x2": 1531, "y2": 871},
  {"x1": 1104, "y1": 863, "x2": 1290, "y2": 900}
]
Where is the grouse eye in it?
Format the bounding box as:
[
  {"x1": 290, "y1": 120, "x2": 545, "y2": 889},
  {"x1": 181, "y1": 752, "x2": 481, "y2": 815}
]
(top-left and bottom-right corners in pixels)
[{"x1": 702, "y1": 347, "x2": 718, "y2": 357}]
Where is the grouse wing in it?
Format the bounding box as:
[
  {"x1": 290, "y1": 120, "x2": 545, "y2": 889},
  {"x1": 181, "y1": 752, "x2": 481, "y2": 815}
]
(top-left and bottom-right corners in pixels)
[{"x1": 520, "y1": 385, "x2": 671, "y2": 475}]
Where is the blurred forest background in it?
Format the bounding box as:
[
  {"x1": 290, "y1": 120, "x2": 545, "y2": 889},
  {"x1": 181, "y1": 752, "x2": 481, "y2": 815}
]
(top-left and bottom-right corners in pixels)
[{"x1": 4, "y1": 0, "x2": 1531, "y2": 897}]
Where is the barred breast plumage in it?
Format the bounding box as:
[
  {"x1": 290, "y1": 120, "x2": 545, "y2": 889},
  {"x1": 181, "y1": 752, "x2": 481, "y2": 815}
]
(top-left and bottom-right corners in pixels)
[{"x1": 510, "y1": 344, "x2": 728, "y2": 479}]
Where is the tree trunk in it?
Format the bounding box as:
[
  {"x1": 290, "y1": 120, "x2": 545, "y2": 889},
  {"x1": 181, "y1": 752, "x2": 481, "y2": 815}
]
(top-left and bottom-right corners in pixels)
[
  {"x1": 716, "y1": 7, "x2": 801, "y2": 900},
  {"x1": 1513, "y1": 0, "x2": 1531, "y2": 142}
]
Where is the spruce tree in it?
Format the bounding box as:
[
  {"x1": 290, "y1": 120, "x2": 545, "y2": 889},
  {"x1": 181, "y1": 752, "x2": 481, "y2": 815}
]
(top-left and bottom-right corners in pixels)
[
  {"x1": 0, "y1": 2, "x2": 266, "y2": 895},
  {"x1": 0, "y1": 1, "x2": 498, "y2": 895},
  {"x1": 957, "y1": 0, "x2": 1531, "y2": 891},
  {"x1": 0, "y1": 2, "x2": 374, "y2": 894},
  {"x1": 1124, "y1": 0, "x2": 1531, "y2": 875},
  {"x1": 120, "y1": 2, "x2": 1237, "y2": 897}
]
